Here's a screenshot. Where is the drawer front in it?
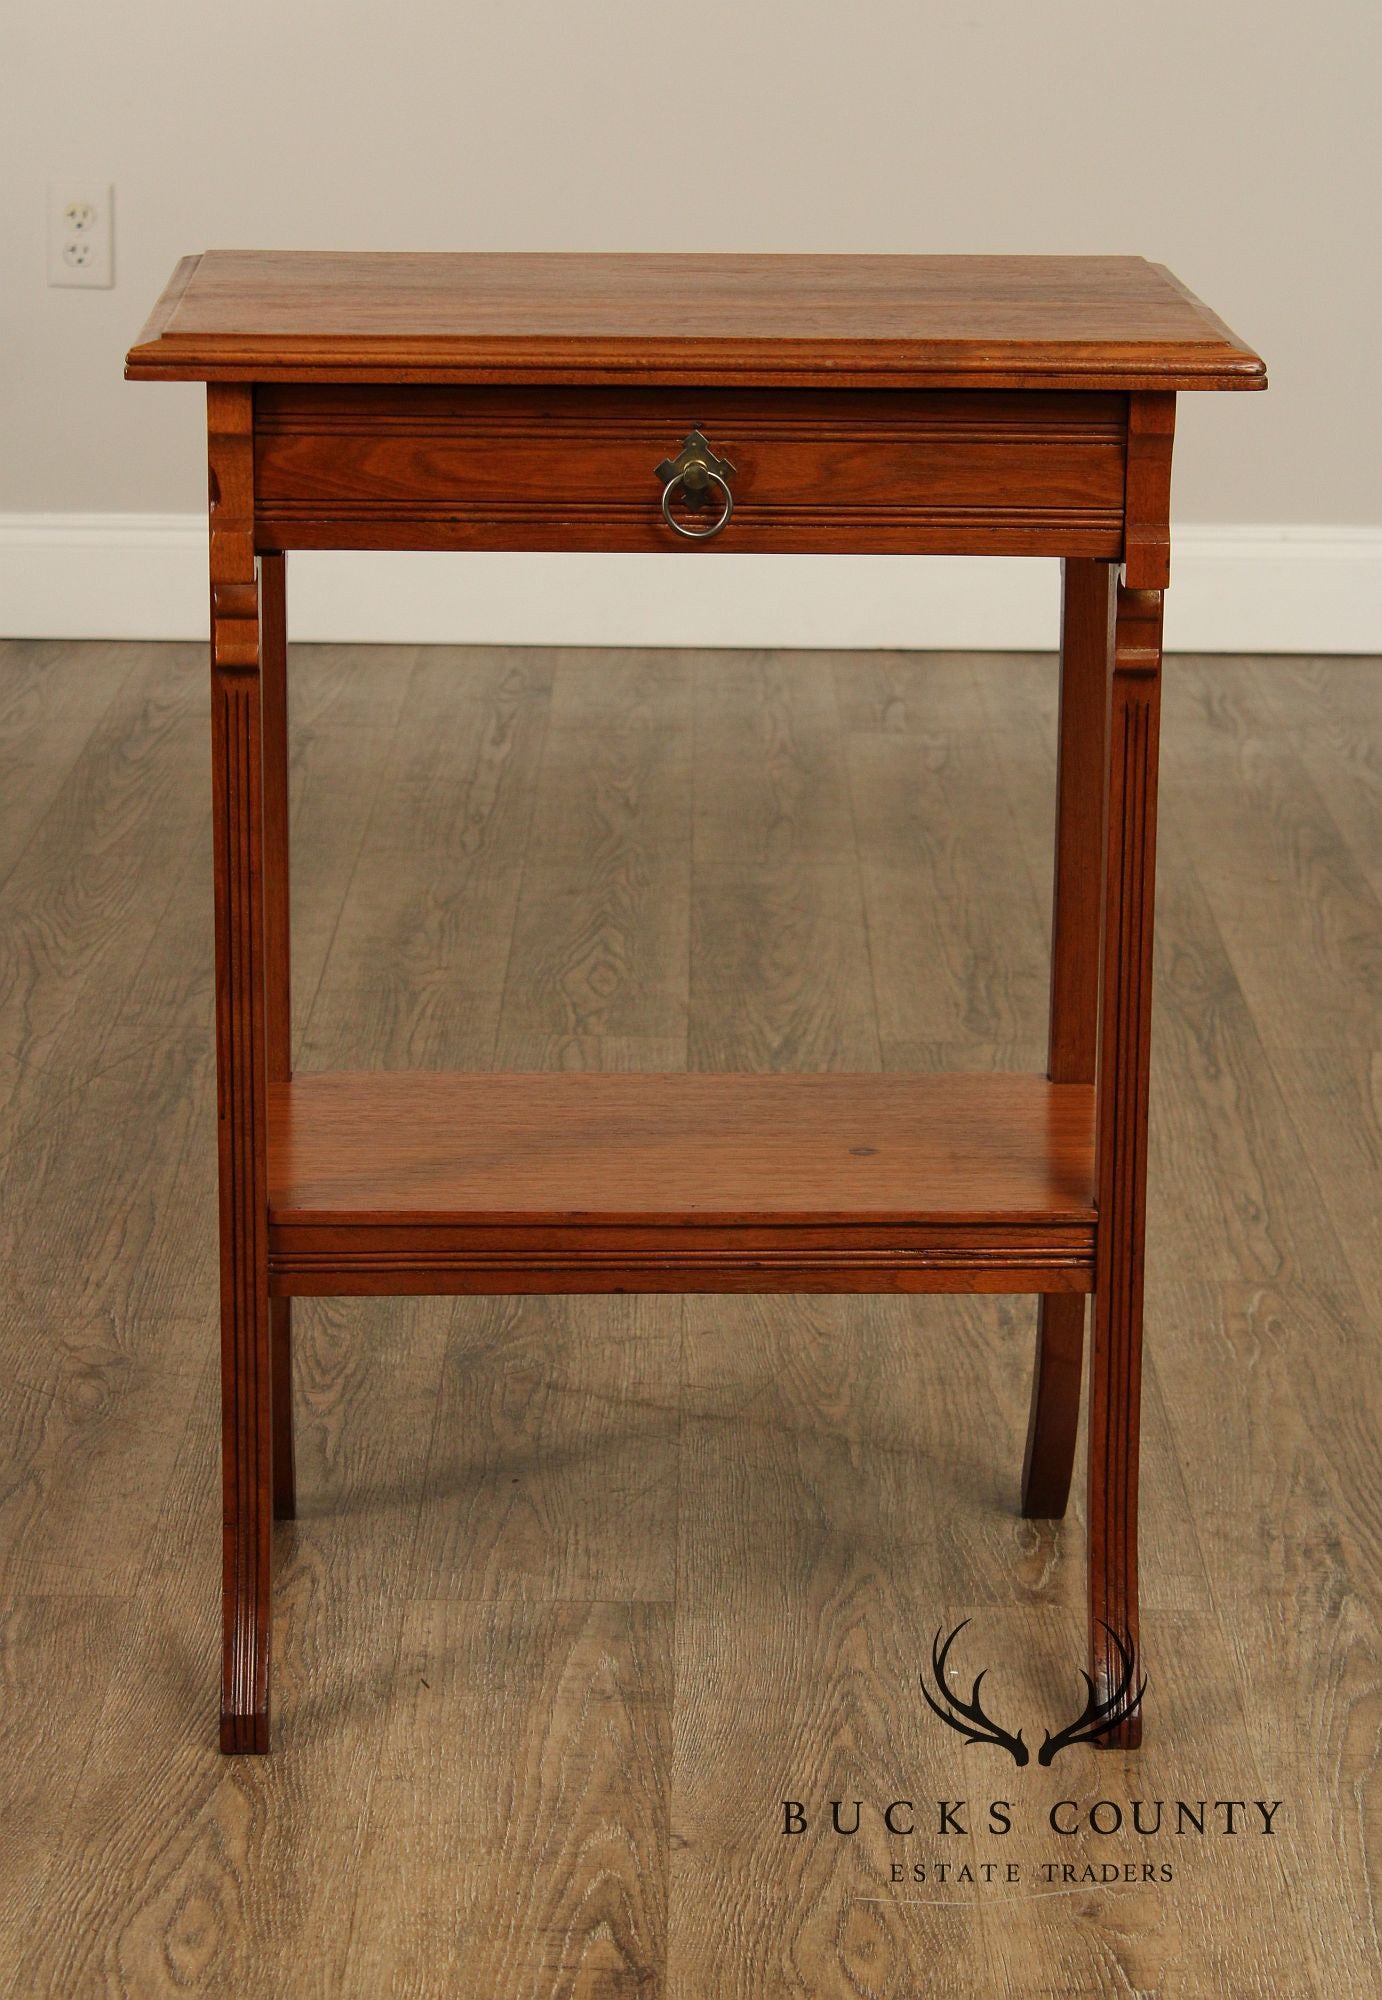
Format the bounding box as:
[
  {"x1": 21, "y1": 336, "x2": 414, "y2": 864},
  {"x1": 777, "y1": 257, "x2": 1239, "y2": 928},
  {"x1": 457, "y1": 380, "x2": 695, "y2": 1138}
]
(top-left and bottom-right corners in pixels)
[{"x1": 254, "y1": 385, "x2": 1127, "y2": 557}]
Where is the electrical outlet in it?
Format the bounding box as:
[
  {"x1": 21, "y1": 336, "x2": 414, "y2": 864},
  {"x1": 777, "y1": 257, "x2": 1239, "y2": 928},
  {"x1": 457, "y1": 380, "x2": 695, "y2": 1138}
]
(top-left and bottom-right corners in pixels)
[{"x1": 48, "y1": 183, "x2": 114, "y2": 288}]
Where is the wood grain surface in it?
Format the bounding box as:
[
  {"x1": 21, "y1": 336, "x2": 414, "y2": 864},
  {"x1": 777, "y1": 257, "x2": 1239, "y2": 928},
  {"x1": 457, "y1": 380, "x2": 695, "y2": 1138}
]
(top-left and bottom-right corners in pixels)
[
  {"x1": 0, "y1": 638, "x2": 1375, "y2": 1997},
  {"x1": 125, "y1": 252, "x2": 1266, "y2": 391},
  {"x1": 267, "y1": 1069, "x2": 1095, "y2": 1224}
]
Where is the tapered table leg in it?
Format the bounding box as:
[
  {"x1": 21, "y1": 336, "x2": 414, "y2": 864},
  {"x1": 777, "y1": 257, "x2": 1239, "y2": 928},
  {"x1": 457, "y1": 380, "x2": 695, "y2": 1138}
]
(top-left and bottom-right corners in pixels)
[
  {"x1": 209, "y1": 386, "x2": 273, "y2": 1753},
  {"x1": 260, "y1": 551, "x2": 296, "y2": 1523},
  {"x1": 1022, "y1": 560, "x2": 1115, "y2": 1518},
  {"x1": 1087, "y1": 582, "x2": 1163, "y2": 1748}
]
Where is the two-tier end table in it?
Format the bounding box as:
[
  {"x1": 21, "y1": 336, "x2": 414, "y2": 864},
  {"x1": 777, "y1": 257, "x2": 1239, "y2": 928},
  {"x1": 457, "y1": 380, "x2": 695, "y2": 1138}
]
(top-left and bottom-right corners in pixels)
[{"x1": 126, "y1": 253, "x2": 1264, "y2": 1752}]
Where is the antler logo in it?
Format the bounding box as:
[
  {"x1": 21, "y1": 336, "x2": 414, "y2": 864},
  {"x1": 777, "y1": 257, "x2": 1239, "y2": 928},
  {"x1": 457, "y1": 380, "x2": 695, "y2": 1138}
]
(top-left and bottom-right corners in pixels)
[
  {"x1": 920, "y1": 1620, "x2": 1146, "y2": 1766},
  {"x1": 919, "y1": 1621, "x2": 1031, "y2": 1765}
]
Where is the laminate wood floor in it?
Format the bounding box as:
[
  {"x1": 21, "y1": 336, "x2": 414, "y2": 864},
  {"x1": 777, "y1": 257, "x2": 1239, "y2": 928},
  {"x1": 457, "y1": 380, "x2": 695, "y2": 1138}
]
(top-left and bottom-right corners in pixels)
[{"x1": 0, "y1": 638, "x2": 1376, "y2": 1998}]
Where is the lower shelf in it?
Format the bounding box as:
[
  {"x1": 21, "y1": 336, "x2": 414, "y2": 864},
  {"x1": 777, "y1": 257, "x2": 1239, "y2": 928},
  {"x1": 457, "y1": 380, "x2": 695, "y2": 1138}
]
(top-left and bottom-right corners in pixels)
[{"x1": 266, "y1": 1071, "x2": 1096, "y2": 1296}]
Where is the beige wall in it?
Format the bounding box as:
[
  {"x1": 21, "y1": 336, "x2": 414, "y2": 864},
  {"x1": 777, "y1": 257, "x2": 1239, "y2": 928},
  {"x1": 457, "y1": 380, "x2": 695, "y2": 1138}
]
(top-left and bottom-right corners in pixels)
[{"x1": 3, "y1": 0, "x2": 1379, "y2": 526}]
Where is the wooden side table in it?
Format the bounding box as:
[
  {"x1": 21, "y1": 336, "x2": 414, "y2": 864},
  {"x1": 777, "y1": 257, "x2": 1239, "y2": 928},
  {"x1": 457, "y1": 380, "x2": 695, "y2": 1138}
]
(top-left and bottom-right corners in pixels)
[{"x1": 126, "y1": 254, "x2": 1264, "y2": 1753}]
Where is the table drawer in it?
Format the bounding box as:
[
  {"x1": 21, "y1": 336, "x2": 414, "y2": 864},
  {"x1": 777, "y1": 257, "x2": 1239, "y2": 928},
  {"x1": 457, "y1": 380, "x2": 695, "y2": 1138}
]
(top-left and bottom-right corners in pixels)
[{"x1": 254, "y1": 385, "x2": 1127, "y2": 557}]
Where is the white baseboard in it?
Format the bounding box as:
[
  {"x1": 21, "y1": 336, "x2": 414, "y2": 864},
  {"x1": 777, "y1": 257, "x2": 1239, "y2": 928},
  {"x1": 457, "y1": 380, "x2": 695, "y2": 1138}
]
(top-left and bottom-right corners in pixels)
[{"x1": 1, "y1": 514, "x2": 1378, "y2": 654}]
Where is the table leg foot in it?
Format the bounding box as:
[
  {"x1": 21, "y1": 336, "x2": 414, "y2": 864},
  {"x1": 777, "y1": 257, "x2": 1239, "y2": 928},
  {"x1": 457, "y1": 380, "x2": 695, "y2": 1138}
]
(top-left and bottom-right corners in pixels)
[
  {"x1": 220, "y1": 1701, "x2": 270, "y2": 1756},
  {"x1": 220, "y1": 1270, "x2": 273, "y2": 1755},
  {"x1": 219, "y1": 1237, "x2": 274, "y2": 1755}
]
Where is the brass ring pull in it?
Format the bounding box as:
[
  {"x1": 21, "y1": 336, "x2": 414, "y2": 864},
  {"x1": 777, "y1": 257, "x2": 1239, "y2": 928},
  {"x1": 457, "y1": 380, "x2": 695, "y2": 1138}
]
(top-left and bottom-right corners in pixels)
[
  {"x1": 654, "y1": 428, "x2": 736, "y2": 543},
  {"x1": 661, "y1": 466, "x2": 734, "y2": 541}
]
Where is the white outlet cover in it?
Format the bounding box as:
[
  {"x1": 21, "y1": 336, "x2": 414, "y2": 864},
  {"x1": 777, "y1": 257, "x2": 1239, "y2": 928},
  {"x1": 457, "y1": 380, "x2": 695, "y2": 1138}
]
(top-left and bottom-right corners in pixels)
[{"x1": 48, "y1": 183, "x2": 114, "y2": 289}]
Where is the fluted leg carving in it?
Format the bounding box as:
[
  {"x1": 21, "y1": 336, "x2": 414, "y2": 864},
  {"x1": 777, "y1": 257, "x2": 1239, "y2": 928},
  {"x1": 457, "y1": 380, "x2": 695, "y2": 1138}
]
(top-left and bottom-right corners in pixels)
[
  {"x1": 209, "y1": 386, "x2": 273, "y2": 1753},
  {"x1": 1087, "y1": 583, "x2": 1163, "y2": 1749}
]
